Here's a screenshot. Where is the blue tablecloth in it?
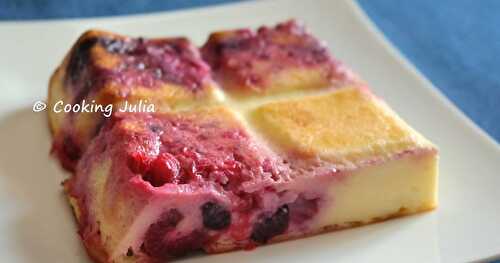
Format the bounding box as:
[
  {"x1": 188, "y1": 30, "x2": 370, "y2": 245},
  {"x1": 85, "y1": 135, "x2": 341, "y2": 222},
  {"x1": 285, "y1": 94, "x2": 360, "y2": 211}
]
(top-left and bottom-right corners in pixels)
[
  {"x1": 359, "y1": 0, "x2": 500, "y2": 144},
  {"x1": 1, "y1": 0, "x2": 499, "y2": 260}
]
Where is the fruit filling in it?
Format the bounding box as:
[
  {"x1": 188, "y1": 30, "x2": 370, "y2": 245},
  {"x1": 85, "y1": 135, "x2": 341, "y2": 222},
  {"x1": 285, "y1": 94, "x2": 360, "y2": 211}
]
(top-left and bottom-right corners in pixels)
[
  {"x1": 67, "y1": 109, "x2": 333, "y2": 261},
  {"x1": 122, "y1": 111, "x2": 286, "y2": 191},
  {"x1": 53, "y1": 21, "x2": 439, "y2": 263},
  {"x1": 201, "y1": 19, "x2": 352, "y2": 92},
  {"x1": 66, "y1": 35, "x2": 212, "y2": 104},
  {"x1": 51, "y1": 33, "x2": 216, "y2": 172}
]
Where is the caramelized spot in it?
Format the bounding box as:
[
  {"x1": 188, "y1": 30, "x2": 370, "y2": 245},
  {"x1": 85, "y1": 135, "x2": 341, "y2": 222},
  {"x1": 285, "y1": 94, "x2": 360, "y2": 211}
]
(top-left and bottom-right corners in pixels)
[
  {"x1": 67, "y1": 37, "x2": 99, "y2": 84},
  {"x1": 126, "y1": 247, "x2": 134, "y2": 257}
]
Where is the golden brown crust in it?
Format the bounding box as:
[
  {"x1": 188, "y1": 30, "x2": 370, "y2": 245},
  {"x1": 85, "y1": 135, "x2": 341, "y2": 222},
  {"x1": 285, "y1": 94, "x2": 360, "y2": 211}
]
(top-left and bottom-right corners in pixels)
[
  {"x1": 251, "y1": 87, "x2": 436, "y2": 168},
  {"x1": 207, "y1": 205, "x2": 436, "y2": 254},
  {"x1": 64, "y1": 179, "x2": 112, "y2": 263}
]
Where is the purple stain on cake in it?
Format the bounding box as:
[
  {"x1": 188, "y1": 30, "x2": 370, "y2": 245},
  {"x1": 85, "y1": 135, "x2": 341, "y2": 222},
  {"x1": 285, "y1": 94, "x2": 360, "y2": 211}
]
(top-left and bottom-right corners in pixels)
[
  {"x1": 142, "y1": 208, "x2": 185, "y2": 258},
  {"x1": 65, "y1": 34, "x2": 212, "y2": 105},
  {"x1": 289, "y1": 196, "x2": 319, "y2": 224},
  {"x1": 104, "y1": 37, "x2": 211, "y2": 91},
  {"x1": 142, "y1": 208, "x2": 207, "y2": 259},
  {"x1": 201, "y1": 20, "x2": 336, "y2": 90},
  {"x1": 251, "y1": 205, "x2": 290, "y2": 243},
  {"x1": 62, "y1": 135, "x2": 82, "y2": 161}
]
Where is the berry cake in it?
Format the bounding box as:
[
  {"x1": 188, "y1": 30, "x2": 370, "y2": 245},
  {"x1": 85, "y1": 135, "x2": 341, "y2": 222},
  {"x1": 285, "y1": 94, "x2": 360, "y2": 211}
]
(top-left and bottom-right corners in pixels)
[
  {"x1": 48, "y1": 30, "x2": 220, "y2": 171},
  {"x1": 201, "y1": 20, "x2": 361, "y2": 97},
  {"x1": 50, "y1": 20, "x2": 439, "y2": 263}
]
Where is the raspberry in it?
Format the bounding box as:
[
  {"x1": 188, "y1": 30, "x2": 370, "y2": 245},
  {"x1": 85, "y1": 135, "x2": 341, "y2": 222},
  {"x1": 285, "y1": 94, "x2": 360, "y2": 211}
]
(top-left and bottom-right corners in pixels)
[
  {"x1": 142, "y1": 209, "x2": 206, "y2": 259},
  {"x1": 142, "y1": 209, "x2": 183, "y2": 259},
  {"x1": 127, "y1": 151, "x2": 150, "y2": 174},
  {"x1": 144, "y1": 153, "x2": 181, "y2": 187}
]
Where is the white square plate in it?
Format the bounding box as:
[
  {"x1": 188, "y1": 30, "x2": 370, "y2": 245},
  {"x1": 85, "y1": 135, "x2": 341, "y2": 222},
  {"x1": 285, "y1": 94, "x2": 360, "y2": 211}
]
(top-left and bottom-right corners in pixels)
[{"x1": 0, "y1": 0, "x2": 499, "y2": 262}]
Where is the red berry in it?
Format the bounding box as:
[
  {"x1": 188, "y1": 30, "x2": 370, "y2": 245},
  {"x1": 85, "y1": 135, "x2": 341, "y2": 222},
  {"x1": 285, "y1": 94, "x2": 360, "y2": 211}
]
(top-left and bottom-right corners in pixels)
[
  {"x1": 142, "y1": 209, "x2": 206, "y2": 259},
  {"x1": 142, "y1": 209, "x2": 184, "y2": 259},
  {"x1": 145, "y1": 153, "x2": 181, "y2": 187},
  {"x1": 127, "y1": 151, "x2": 150, "y2": 174}
]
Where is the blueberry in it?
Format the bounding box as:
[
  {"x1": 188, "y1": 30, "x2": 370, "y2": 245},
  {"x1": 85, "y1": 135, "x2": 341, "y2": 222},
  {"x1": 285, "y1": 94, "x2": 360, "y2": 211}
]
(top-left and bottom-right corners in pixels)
[
  {"x1": 251, "y1": 205, "x2": 289, "y2": 243},
  {"x1": 201, "y1": 202, "x2": 231, "y2": 230}
]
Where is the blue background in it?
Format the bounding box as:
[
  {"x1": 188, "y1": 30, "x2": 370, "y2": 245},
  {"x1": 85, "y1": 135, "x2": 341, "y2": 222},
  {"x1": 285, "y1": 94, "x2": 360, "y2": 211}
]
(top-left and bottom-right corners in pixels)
[
  {"x1": 0, "y1": 0, "x2": 499, "y2": 261},
  {"x1": 1, "y1": 0, "x2": 498, "y2": 143}
]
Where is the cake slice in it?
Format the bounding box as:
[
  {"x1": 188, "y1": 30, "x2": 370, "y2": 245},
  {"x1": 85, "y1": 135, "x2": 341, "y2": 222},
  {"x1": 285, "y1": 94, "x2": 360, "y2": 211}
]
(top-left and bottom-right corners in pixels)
[
  {"x1": 48, "y1": 30, "x2": 220, "y2": 171},
  {"x1": 53, "y1": 21, "x2": 439, "y2": 263},
  {"x1": 63, "y1": 87, "x2": 437, "y2": 263},
  {"x1": 201, "y1": 20, "x2": 360, "y2": 98},
  {"x1": 64, "y1": 107, "x2": 293, "y2": 262}
]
